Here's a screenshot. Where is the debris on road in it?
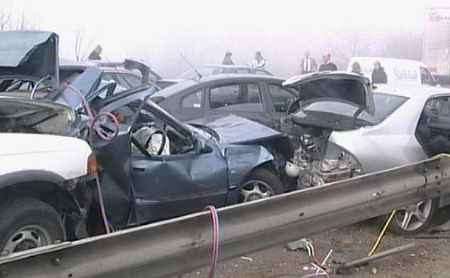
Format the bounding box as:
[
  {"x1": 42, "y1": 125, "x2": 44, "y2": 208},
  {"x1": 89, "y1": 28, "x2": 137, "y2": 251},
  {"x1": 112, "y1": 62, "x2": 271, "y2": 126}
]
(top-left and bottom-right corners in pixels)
[{"x1": 334, "y1": 243, "x2": 416, "y2": 273}]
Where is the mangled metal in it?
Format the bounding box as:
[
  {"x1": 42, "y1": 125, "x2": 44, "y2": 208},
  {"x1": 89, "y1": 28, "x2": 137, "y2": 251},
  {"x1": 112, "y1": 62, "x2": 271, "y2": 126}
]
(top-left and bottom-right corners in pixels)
[{"x1": 0, "y1": 31, "x2": 59, "y2": 87}]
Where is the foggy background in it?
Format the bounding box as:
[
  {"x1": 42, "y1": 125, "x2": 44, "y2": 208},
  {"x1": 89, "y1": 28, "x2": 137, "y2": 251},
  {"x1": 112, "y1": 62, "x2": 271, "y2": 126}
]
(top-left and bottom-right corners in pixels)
[{"x1": 0, "y1": 0, "x2": 441, "y2": 77}]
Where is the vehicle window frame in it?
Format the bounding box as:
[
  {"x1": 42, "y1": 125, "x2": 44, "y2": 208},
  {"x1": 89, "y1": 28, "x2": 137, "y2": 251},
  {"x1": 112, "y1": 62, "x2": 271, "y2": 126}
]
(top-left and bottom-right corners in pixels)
[
  {"x1": 207, "y1": 82, "x2": 265, "y2": 112},
  {"x1": 180, "y1": 89, "x2": 205, "y2": 110},
  {"x1": 119, "y1": 73, "x2": 142, "y2": 88},
  {"x1": 128, "y1": 101, "x2": 197, "y2": 160},
  {"x1": 267, "y1": 83, "x2": 298, "y2": 113}
]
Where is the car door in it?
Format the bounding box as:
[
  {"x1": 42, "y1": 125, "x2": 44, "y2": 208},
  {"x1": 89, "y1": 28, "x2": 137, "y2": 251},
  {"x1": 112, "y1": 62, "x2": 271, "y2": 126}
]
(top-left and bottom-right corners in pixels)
[
  {"x1": 205, "y1": 82, "x2": 274, "y2": 127},
  {"x1": 129, "y1": 100, "x2": 229, "y2": 222},
  {"x1": 416, "y1": 95, "x2": 450, "y2": 156}
]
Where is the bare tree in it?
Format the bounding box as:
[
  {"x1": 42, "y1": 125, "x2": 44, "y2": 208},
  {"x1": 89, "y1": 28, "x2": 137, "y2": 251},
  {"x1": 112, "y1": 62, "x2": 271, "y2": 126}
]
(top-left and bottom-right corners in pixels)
[
  {"x1": 0, "y1": 10, "x2": 11, "y2": 30},
  {"x1": 74, "y1": 29, "x2": 96, "y2": 61},
  {"x1": 14, "y1": 11, "x2": 38, "y2": 31},
  {"x1": 74, "y1": 30, "x2": 84, "y2": 61}
]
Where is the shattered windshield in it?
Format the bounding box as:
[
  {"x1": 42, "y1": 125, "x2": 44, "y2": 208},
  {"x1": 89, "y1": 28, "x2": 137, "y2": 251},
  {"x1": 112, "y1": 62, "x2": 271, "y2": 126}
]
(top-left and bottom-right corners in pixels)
[
  {"x1": 0, "y1": 77, "x2": 54, "y2": 95},
  {"x1": 0, "y1": 100, "x2": 75, "y2": 135}
]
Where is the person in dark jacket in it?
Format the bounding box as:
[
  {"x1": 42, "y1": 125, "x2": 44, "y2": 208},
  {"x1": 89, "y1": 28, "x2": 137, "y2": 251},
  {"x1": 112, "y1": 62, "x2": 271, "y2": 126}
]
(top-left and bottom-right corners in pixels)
[
  {"x1": 222, "y1": 51, "x2": 234, "y2": 65},
  {"x1": 88, "y1": 45, "x2": 102, "y2": 60},
  {"x1": 318, "y1": 54, "x2": 338, "y2": 71},
  {"x1": 371, "y1": 61, "x2": 388, "y2": 84},
  {"x1": 351, "y1": 62, "x2": 363, "y2": 75}
]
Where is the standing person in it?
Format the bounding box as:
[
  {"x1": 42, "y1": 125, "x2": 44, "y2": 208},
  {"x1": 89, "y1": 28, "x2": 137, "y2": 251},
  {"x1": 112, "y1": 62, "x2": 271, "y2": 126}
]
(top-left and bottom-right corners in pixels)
[
  {"x1": 300, "y1": 51, "x2": 317, "y2": 74},
  {"x1": 318, "y1": 53, "x2": 338, "y2": 71},
  {"x1": 371, "y1": 61, "x2": 388, "y2": 84},
  {"x1": 250, "y1": 51, "x2": 267, "y2": 70},
  {"x1": 351, "y1": 62, "x2": 363, "y2": 75},
  {"x1": 222, "y1": 51, "x2": 234, "y2": 65},
  {"x1": 88, "y1": 45, "x2": 102, "y2": 60}
]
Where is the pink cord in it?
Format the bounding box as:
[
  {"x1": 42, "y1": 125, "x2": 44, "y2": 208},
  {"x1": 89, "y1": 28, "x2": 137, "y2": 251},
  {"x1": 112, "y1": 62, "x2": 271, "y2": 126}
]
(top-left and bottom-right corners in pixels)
[
  {"x1": 65, "y1": 85, "x2": 119, "y2": 234},
  {"x1": 205, "y1": 206, "x2": 220, "y2": 278}
]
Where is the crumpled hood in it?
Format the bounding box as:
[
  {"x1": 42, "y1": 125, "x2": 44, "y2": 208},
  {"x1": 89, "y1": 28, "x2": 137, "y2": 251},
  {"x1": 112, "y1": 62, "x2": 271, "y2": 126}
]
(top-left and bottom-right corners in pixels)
[
  {"x1": 190, "y1": 114, "x2": 284, "y2": 144},
  {"x1": 0, "y1": 31, "x2": 59, "y2": 85}
]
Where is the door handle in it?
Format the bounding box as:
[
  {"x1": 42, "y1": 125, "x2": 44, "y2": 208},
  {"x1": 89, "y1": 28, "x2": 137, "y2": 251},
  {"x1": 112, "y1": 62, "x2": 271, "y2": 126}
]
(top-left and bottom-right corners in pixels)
[{"x1": 132, "y1": 166, "x2": 146, "y2": 172}]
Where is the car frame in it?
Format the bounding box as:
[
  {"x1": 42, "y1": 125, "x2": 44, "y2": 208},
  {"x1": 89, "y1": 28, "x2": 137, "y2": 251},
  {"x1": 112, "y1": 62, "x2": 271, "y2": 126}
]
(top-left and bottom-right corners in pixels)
[
  {"x1": 151, "y1": 74, "x2": 299, "y2": 130},
  {"x1": 88, "y1": 91, "x2": 287, "y2": 228}
]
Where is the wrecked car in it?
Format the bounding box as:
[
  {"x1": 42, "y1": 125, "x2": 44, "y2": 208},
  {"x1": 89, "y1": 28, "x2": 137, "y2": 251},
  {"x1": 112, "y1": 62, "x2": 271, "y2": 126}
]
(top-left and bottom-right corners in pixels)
[
  {"x1": 151, "y1": 74, "x2": 299, "y2": 130},
  {"x1": 0, "y1": 100, "x2": 93, "y2": 256},
  {"x1": 88, "y1": 92, "x2": 286, "y2": 228},
  {"x1": 282, "y1": 71, "x2": 450, "y2": 234},
  {"x1": 0, "y1": 31, "x2": 158, "y2": 108},
  {"x1": 0, "y1": 31, "x2": 100, "y2": 256},
  {"x1": 0, "y1": 30, "x2": 289, "y2": 249}
]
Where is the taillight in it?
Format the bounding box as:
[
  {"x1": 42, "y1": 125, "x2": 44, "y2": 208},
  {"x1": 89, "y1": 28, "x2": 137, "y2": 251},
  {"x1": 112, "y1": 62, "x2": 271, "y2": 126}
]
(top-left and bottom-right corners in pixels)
[{"x1": 87, "y1": 153, "x2": 99, "y2": 176}]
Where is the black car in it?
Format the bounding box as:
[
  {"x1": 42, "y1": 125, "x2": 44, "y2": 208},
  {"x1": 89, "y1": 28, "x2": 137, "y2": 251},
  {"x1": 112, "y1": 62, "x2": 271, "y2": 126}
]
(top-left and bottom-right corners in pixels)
[{"x1": 150, "y1": 74, "x2": 299, "y2": 129}]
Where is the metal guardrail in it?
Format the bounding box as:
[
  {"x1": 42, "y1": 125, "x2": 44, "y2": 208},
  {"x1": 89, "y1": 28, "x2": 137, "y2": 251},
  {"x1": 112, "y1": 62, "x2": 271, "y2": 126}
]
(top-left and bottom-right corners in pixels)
[{"x1": 1, "y1": 155, "x2": 450, "y2": 278}]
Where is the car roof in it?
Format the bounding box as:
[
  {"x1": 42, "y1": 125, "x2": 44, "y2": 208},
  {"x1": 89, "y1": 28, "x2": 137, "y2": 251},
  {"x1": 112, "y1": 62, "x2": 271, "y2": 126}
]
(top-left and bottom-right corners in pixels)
[
  {"x1": 350, "y1": 57, "x2": 427, "y2": 67},
  {"x1": 152, "y1": 74, "x2": 285, "y2": 98},
  {"x1": 374, "y1": 84, "x2": 450, "y2": 99},
  {"x1": 59, "y1": 60, "x2": 140, "y2": 76}
]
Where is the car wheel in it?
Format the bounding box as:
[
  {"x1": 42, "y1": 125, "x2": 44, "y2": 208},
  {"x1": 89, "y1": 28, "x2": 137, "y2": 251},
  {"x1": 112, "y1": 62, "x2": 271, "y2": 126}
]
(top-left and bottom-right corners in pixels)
[
  {"x1": 0, "y1": 198, "x2": 65, "y2": 256},
  {"x1": 240, "y1": 168, "x2": 284, "y2": 203},
  {"x1": 390, "y1": 198, "x2": 439, "y2": 235}
]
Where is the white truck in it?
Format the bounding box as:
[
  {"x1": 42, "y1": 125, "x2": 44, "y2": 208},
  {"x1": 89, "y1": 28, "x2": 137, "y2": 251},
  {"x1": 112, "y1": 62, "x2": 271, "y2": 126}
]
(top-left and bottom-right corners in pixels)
[
  {"x1": 347, "y1": 57, "x2": 437, "y2": 87},
  {"x1": 0, "y1": 31, "x2": 94, "y2": 255}
]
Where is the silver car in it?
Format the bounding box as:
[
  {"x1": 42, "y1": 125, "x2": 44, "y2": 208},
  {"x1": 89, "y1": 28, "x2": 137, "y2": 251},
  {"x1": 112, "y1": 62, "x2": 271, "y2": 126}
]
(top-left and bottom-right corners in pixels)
[{"x1": 283, "y1": 72, "x2": 450, "y2": 234}]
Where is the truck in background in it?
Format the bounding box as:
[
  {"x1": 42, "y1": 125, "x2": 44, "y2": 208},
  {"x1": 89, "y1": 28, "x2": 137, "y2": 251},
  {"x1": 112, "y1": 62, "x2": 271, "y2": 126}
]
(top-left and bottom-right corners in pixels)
[{"x1": 423, "y1": 5, "x2": 450, "y2": 87}]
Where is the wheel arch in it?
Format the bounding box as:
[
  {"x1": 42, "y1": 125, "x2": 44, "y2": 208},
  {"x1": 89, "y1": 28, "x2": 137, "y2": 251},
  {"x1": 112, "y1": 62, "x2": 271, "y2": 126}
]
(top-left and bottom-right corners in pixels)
[{"x1": 0, "y1": 170, "x2": 83, "y2": 217}]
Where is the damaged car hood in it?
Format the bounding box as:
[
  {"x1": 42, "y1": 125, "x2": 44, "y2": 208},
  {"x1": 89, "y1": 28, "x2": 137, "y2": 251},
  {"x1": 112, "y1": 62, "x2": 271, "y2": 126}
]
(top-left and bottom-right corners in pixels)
[
  {"x1": 190, "y1": 114, "x2": 284, "y2": 144},
  {"x1": 0, "y1": 31, "x2": 59, "y2": 86}
]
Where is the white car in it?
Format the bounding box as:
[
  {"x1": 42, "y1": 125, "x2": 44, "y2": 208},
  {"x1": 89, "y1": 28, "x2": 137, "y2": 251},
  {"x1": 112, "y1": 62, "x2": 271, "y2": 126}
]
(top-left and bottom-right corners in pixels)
[
  {"x1": 0, "y1": 31, "x2": 94, "y2": 255},
  {"x1": 347, "y1": 57, "x2": 437, "y2": 87},
  {"x1": 0, "y1": 98, "x2": 93, "y2": 256},
  {"x1": 283, "y1": 72, "x2": 450, "y2": 233},
  {"x1": 329, "y1": 85, "x2": 450, "y2": 233}
]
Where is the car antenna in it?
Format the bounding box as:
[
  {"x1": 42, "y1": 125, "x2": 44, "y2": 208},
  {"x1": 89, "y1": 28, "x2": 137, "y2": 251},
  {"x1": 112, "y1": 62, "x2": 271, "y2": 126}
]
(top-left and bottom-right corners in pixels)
[{"x1": 180, "y1": 52, "x2": 202, "y2": 80}]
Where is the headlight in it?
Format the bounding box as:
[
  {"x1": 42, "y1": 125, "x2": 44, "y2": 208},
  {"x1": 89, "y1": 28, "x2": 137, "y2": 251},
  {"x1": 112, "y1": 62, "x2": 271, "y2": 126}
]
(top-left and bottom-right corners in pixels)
[{"x1": 318, "y1": 142, "x2": 362, "y2": 181}]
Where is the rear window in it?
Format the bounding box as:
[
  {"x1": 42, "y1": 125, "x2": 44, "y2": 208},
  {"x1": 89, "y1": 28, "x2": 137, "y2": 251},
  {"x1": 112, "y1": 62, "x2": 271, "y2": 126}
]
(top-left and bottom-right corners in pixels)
[
  {"x1": 359, "y1": 93, "x2": 408, "y2": 124},
  {"x1": 301, "y1": 92, "x2": 407, "y2": 126}
]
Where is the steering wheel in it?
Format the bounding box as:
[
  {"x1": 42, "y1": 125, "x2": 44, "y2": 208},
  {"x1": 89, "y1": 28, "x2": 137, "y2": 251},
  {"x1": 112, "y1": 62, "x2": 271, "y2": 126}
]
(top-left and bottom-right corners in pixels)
[
  {"x1": 143, "y1": 128, "x2": 167, "y2": 156},
  {"x1": 91, "y1": 112, "x2": 120, "y2": 141}
]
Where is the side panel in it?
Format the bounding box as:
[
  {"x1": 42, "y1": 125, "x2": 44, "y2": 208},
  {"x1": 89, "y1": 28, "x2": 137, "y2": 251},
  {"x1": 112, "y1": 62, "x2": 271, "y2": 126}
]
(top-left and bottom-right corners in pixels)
[
  {"x1": 224, "y1": 145, "x2": 274, "y2": 188},
  {"x1": 130, "y1": 147, "x2": 229, "y2": 222}
]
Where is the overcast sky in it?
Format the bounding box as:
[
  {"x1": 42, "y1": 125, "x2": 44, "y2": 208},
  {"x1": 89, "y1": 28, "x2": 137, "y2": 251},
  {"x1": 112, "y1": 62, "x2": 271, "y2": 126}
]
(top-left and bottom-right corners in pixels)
[{"x1": 2, "y1": 0, "x2": 434, "y2": 76}]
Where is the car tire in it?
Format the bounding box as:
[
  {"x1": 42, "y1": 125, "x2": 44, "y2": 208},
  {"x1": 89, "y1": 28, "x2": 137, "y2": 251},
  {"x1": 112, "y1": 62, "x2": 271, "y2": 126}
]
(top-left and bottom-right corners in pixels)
[
  {"x1": 239, "y1": 168, "x2": 284, "y2": 203},
  {"x1": 389, "y1": 198, "x2": 439, "y2": 235},
  {"x1": 0, "y1": 198, "x2": 65, "y2": 256}
]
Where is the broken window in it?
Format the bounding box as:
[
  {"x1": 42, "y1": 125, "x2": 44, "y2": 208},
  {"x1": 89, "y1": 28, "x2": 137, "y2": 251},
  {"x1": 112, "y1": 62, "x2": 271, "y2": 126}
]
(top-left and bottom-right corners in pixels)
[
  {"x1": 268, "y1": 84, "x2": 296, "y2": 112},
  {"x1": 209, "y1": 83, "x2": 263, "y2": 111},
  {"x1": 416, "y1": 96, "x2": 450, "y2": 156}
]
